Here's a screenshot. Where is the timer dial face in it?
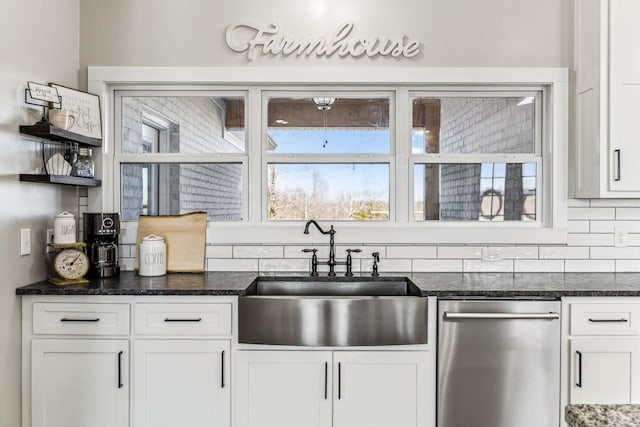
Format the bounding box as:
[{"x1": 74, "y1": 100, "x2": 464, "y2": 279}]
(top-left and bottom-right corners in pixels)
[{"x1": 53, "y1": 248, "x2": 90, "y2": 280}]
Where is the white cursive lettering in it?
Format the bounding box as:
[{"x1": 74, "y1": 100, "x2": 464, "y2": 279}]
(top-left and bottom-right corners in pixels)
[{"x1": 225, "y1": 21, "x2": 421, "y2": 61}]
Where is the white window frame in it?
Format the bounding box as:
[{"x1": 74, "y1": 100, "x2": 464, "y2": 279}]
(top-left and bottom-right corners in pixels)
[
  {"x1": 408, "y1": 89, "x2": 545, "y2": 224},
  {"x1": 262, "y1": 90, "x2": 396, "y2": 222},
  {"x1": 88, "y1": 67, "x2": 568, "y2": 245},
  {"x1": 112, "y1": 89, "x2": 250, "y2": 222}
]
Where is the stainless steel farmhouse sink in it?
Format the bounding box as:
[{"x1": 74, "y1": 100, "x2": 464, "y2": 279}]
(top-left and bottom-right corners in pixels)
[{"x1": 238, "y1": 276, "x2": 427, "y2": 346}]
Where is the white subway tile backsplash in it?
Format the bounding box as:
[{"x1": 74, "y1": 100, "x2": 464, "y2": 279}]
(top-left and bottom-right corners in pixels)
[
  {"x1": 118, "y1": 244, "x2": 131, "y2": 258},
  {"x1": 463, "y1": 260, "x2": 514, "y2": 273},
  {"x1": 616, "y1": 208, "x2": 640, "y2": 220},
  {"x1": 567, "y1": 233, "x2": 614, "y2": 247},
  {"x1": 590, "y1": 247, "x2": 640, "y2": 259},
  {"x1": 626, "y1": 234, "x2": 640, "y2": 246},
  {"x1": 361, "y1": 258, "x2": 411, "y2": 273},
  {"x1": 591, "y1": 199, "x2": 640, "y2": 207},
  {"x1": 207, "y1": 259, "x2": 258, "y2": 272},
  {"x1": 539, "y1": 246, "x2": 589, "y2": 259},
  {"x1": 413, "y1": 259, "x2": 463, "y2": 272},
  {"x1": 568, "y1": 207, "x2": 616, "y2": 220},
  {"x1": 616, "y1": 260, "x2": 640, "y2": 272},
  {"x1": 205, "y1": 245, "x2": 233, "y2": 258},
  {"x1": 285, "y1": 245, "x2": 330, "y2": 259},
  {"x1": 514, "y1": 260, "x2": 564, "y2": 272},
  {"x1": 233, "y1": 245, "x2": 283, "y2": 258},
  {"x1": 79, "y1": 196, "x2": 88, "y2": 206},
  {"x1": 565, "y1": 260, "x2": 615, "y2": 272},
  {"x1": 568, "y1": 199, "x2": 590, "y2": 207},
  {"x1": 497, "y1": 246, "x2": 538, "y2": 259},
  {"x1": 438, "y1": 246, "x2": 483, "y2": 259},
  {"x1": 259, "y1": 259, "x2": 310, "y2": 272},
  {"x1": 386, "y1": 246, "x2": 436, "y2": 259},
  {"x1": 591, "y1": 221, "x2": 640, "y2": 233},
  {"x1": 120, "y1": 258, "x2": 134, "y2": 271},
  {"x1": 568, "y1": 221, "x2": 590, "y2": 233}
]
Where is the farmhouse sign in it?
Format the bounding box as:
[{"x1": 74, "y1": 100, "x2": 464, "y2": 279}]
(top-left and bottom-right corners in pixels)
[{"x1": 225, "y1": 21, "x2": 421, "y2": 61}]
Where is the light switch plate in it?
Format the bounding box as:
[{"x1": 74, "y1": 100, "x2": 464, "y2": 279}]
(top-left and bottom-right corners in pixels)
[{"x1": 20, "y1": 228, "x2": 31, "y2": 256}]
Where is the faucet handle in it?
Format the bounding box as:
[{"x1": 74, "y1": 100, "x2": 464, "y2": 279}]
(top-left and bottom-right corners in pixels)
[
  {"x1": 302, "y1": 249, "x2": 319, "y2": 277},
  {"x1": 345, "y1": 249, "x2": 362, "y2": 255}
]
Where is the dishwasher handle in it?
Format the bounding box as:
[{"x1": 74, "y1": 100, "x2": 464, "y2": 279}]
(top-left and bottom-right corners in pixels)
[{"x1": 444, "y1": 312, "x2": 560, "y2": 320}]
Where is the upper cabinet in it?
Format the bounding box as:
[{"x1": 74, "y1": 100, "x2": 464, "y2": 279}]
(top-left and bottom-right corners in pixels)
[{"x1": 573, "y1": 0, "x2": 640, "y2": 197}]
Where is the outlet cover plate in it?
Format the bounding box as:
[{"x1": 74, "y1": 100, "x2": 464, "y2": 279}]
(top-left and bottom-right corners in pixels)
[{"x1": 482, "y1": 247, "x2": 503, "y2": 262}]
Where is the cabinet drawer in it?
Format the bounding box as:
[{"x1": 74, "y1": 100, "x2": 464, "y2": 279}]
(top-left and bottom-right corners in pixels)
[
  {"x1": 570, "y1": 303, "x2": 640, "y2": 336},
  {"x1": 135, "y1": 303, "x2": 232, "y2": 336},
  {"x1": 33, "y1": 303, "x2": 130, "y2": 335}
]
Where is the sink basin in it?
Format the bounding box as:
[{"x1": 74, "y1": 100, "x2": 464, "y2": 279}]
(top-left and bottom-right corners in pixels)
[{"x1": 239, "y1": 276, "x2": 427, "y2": 346}]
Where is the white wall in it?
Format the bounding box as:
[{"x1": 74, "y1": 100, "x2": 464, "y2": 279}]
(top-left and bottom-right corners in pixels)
[
  {"x1": 79, "y1": 0, "x2": 571, "y2": 69},
  {"x1": 0, "y1": 1, "x2": 80, "y2": 426}
]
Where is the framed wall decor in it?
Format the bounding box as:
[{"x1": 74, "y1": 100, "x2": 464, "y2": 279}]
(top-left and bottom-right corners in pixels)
[{"x1": 49, "y1": 83, "x2": 102, "y2": 139}]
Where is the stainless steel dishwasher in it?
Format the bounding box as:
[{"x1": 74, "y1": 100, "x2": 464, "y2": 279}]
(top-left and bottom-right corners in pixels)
[{"x1": 438, "y1": 298, "x2": 561, "y2": 427}]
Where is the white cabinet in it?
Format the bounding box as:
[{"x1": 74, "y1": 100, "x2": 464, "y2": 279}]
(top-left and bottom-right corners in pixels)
[
  {"x1": 236, "y1": 351, "x2": 332, "y2": 427},
  {"x1": 333, "y1": 351, "x2": 429, "y2": 427},
  {"x1": 564, "y1": 299, "x2": 640, "y2": 409},
  {"x1": 31, "y1": 339, "x2": 129, "y2": 427},
  {"x1": 133, "y1": 340, "x2": 230, "y2": 427},
  {"x1": 570, "y1": 338, "x2": 640, "y2": 404},
  {"x1": 236, "y1": 350, "x2": 431, "y2": 427},
  {"x1": 573, "y1": 0, "x2": 640, "y2": 196}
]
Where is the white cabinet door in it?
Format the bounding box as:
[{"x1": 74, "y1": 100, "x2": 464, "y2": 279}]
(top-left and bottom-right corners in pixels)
[
  {"x1": 133, "y1": 340, "x2": 230, "y2": 427},
  {"x1": 570, "y1": 339, "x2": 640, "y2": 404},
  {"x1": 333, "y1": 351, "x2": 430, "y2": 427},
  {"x1": 31, "y1": 339, "x2": 129, "y2": 427},
  {"x1": 235, "y1": 351, "x2": 332, "y2": 427}
]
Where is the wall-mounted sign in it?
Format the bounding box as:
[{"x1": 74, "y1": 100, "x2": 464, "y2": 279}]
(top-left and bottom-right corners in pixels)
[{"x1": 225, "y1": 21, "x2": 421, "y2": 61}]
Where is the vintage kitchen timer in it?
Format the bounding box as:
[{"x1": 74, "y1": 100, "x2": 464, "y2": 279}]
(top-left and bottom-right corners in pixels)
[{"x1": 48, "y1": 242, "x2": 90, "y2": 285}]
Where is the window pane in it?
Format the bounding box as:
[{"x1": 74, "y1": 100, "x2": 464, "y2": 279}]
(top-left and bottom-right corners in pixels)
[
  {"x1": 268, "y1": 164, "x2": 389, "y2": 221},
  {"x1": 413, "y1": 163, "x2": 537, "y2": 221},
  {"x1": 411, "y1": 96, "x2": 536, "y2": 154},
  {"x1": 267, "y1": 97, "x2": 390, "y2": 154},
  {"x1": 120, "y1": 163, "x2": 243, "y2": 221},
  {"x1": 121, "y1": 96, "x2": 245, "y2": 153}
]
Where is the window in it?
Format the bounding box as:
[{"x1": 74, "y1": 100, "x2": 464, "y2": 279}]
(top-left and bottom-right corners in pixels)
[
  {"x1": 115, "y1": 92, "x2": 247, "y2": 221},
  {"x1": 100, "y1": 67, "x2": 567, "y2": 244},
  {"x1": 410, "y1": 93, "x2": 542, "y2": 223},
  {"x1": 264, "y1": 94, "x2": 393, "y2": 221}
]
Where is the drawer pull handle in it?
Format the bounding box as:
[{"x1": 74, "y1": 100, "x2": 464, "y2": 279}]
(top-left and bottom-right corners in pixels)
[
  {"x1": 576, "y1": 351, "x2": 582, "y2": 388},
  {"x1": 338, "y1": 362, "x2": 342, "y2": 400},
  {"x1": 588, "y1": 318, "x2": 628, "y2": 323},
  {"x1": 164, "y1": 318, "x2": 202, "y2": 322},
  {"x1": 117, "y1": 351, "x2": 124, "y2": 389},
  {"x1": 60, "y1": 318, "x2": 100, "y2": 322},
  {"x1": 221, "y1": 350, "x2": 225, "y2": 389},
  {"x1": 324, "y1": 362, "x2": 328, "y2": 400}
]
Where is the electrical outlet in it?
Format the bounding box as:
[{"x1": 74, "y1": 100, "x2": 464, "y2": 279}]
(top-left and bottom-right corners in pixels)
[
  {"x1": 20, "y1": 228, "x2": 31, "y2": 256},
  {"x1": 46, "y1": 228, "x2": 55, "y2": 253},
  {"x1": 482, "y1": 247, "x2": 503, "y2": 262},
  {"x1": 614, "y1": 228, "x2": 628, "y2": 248}
]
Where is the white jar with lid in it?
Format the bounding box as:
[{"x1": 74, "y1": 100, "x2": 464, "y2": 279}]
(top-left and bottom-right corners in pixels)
[
  {"x1": 53, "y1": 211, "x2": 76, "y2": 244},
  {"x1": 139, "y1": 234, "x2": 167, "y2": 276}
]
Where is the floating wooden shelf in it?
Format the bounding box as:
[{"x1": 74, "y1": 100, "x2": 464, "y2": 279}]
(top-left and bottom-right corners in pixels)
[
  {"x1": 19, "y1": 174, "x2": 101, "y2": 187},
  {"x1": 20, "y1": 123, "x2": 102, "y2": 147}
]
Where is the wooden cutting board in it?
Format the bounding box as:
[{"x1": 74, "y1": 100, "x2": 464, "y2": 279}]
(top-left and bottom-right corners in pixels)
[{"x1": 135, "y1": 212, "x2": 207, "y2": 273}]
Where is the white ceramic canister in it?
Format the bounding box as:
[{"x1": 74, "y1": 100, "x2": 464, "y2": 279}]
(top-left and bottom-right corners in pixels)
[
  {"x1": 139, "y1": 234, "x2": 167, "y2": 276},
  {"x1": 53, "y1": 211, "x2": 76, "y2": 244}
]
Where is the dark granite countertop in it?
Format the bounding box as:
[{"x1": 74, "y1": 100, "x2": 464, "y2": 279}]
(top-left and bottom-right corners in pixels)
[
  {"x1": 566, "y1": 404, "x2": 640, "y2": 427},
  {"x1": 15, "y1": 271, "x2": 640, "y2": 296}
]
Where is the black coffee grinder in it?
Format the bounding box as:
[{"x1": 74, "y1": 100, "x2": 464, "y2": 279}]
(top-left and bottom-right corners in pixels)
[{"x1": 84, "y1": 213, "x2": 120, "y2": 278}]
